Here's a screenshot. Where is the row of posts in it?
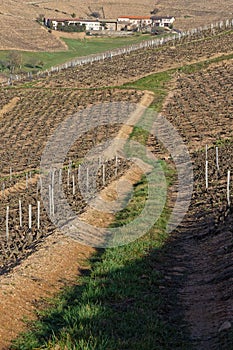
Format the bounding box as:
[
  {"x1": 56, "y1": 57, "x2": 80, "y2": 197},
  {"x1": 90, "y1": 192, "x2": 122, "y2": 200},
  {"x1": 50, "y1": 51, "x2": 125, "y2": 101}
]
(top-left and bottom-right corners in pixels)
[
  {"x1": 5, "y1": 200, "x2": 41, "y2": 241},
  {"x1": 205, "y1": 145, "x2": 231, "y2": 206},
  {"x1": 4, "y1": 156, "x2": 120, "y2": 239},
  {"x1": 4, "y1": 18, "x2": 233, "y2": 86}
]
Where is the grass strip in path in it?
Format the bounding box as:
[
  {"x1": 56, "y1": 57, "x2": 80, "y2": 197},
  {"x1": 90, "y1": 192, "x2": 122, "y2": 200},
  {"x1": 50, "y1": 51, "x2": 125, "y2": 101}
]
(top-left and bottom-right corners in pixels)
[{"x1": 11, "y1": 161, "x2": 189, "y2": 350}]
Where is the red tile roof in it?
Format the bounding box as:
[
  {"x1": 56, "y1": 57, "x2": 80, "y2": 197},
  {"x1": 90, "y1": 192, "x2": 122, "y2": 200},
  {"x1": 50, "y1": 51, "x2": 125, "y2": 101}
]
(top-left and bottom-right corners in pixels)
[{"x1": 118, "y1": 16, "x2": 151, "y2": 20}]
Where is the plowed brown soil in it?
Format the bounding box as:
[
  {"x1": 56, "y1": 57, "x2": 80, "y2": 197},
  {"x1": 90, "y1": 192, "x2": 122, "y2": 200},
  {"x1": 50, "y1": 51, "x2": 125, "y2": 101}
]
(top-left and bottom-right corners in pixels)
[{"x1": 0, "y1": 91, "x2": 154, "y2": 349}]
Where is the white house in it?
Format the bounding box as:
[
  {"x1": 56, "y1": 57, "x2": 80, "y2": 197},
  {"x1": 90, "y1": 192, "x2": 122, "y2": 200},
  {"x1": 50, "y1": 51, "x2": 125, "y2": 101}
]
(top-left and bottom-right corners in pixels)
[
  {"x1": 151, "y1": 16, "x2": 175, "y2": 28},
  {"x1": 78, "y1": 20, "x2": 101, "y2": 31},
  {"x1": 118, "y1": 16, "x2": 152, "y2": 27},
  {"x1": 45, "y1": 18, "x2": 101, "y2": 31},
  {"x1": 45, "y1": 15, "x2": 175, "y2": 32}
]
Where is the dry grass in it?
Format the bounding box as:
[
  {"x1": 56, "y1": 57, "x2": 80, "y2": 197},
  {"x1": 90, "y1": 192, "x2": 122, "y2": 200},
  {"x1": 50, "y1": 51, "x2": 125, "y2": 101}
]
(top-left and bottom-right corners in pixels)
[{"x1": 0, "y1": 0, "x2": 232, "y2": 51}]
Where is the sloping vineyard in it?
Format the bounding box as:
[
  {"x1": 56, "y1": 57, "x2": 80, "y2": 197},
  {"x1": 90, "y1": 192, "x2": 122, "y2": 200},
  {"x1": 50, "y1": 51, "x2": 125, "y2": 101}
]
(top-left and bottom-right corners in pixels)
[
  {"x1": 160, "y1": 59, "x2": 233, "y2": 151},
  {"x1": 153, "y1": 59, "x2": 233, "y2": 349},
  {"x1": 3, "y1": 19, "x2": 233, "y2": 88},
  {"x1": 0, "y1": 21, "x2": 232, "y2": 349},
  {"x1": 31, "y1": 28, "x2": 233, "y2": 89},
  {"x1": 0, "y1": 88, "x2": 142, "y2": 187},
  {"x1": 0, "y1": 88, "x2": 143, "y2": 272}
]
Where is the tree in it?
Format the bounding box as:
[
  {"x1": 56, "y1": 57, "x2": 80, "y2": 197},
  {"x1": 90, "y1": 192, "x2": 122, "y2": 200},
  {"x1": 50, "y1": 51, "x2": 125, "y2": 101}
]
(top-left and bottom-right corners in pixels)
[
  {"x1": 7, "y1": 51, "x2": 23, "y2": 73},
  {"x1": 71, "y1": 13, "x2": 76, "y2": 18},
  {"x1": 0, "y1": 60, "x2": 7, "y2": 72},
  {"x1": 150, "y1": 8, "x2": 159, "y2": 15}
]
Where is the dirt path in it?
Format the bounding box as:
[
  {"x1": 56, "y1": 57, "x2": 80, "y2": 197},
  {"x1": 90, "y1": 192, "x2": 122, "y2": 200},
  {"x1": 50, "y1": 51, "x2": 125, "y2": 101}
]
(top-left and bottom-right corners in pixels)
[
  {"x1": 0, "y1": 91, "x2": 154, "y2": 349},
  {"x1": 158, "y1": 195, "x2": 233, "y2": 349}
]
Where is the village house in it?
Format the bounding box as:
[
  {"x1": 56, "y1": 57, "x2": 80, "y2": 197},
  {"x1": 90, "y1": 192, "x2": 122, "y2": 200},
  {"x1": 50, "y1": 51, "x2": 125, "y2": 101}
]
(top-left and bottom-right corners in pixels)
[
  {"x1": 99, "y1": 19, "x2": 118, "y2": 31},
  {"x1": 151, "y1": 16, "x2": 175, "y2": 28},
  {"x1": 44, "y1": 15, "x2": 175, "y2": 33},
  {"x1": 117, "y1": 16, "x2": 152, "y2": 30},
  {"x1": 45, "y1": 18, "x2": 101, "y2": 31},
  {"x1": 77, "y1": 19, "x2": 101, "y2": 31}
]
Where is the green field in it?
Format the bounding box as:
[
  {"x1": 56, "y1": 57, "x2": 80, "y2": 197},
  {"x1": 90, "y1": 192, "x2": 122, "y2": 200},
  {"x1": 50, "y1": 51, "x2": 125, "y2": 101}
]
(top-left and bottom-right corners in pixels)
[{"x1": 0, "y1": 34, "x2": 153, "y2": 73}]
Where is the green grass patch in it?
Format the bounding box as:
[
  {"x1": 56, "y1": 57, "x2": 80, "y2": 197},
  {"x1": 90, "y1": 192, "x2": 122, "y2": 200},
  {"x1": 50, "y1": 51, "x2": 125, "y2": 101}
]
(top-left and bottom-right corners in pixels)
[
  {"x1": 122, "y1": 70, "x2": 173, "y2": 113},
  {"x1": 0, "y1": 34, "x2": 154, "y2": 74},
  {"x1": 123, "y1": 70, "x2": 172, "y2": 94}
]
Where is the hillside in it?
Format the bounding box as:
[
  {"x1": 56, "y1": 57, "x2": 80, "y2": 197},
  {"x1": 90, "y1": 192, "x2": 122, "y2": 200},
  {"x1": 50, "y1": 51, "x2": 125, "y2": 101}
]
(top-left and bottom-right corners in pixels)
[
  {"x1": 0, "y1": 23, "x2": 232, "y2": 348},
  {"x1": 0, "y1": 0, "x2": 232, "y2": 51}
]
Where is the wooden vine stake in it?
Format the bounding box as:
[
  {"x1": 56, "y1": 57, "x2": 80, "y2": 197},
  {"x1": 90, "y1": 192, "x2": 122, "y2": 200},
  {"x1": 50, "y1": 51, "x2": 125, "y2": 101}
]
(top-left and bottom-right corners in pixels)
[
  {"x1": 37, "y1": 201, "x2": 40, "y2": 230},
  {"x1": 115, "y1": 155, "x2": 118, "y2": 176},
  {"x1": 216, "y1": 146, "x2": 219, "y2": 171},
  {"x1": 72, "y1": 175, "x2": 75, "y2": 195},
  {"x1": 29, "y1": 204, "x2": 32, "y2": 230},
  {"x1": 205, "y1": 160, "x2": 208, "y2": 190},
  {"x1": 227, "y1": 170, "x2": 230, "y2": 206},
  {"x1": 49, "y1": 185, "x2": 52, "y2": 217},
  {"x1": 6, "y1": 206, "x2": 9, "y2": 241},
  {"x1": 51, "y1": 186, "x2": 55, "y2": 216},
  {"x1": 19, "y1": 199, "x2": 22, "y2": 228}
]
